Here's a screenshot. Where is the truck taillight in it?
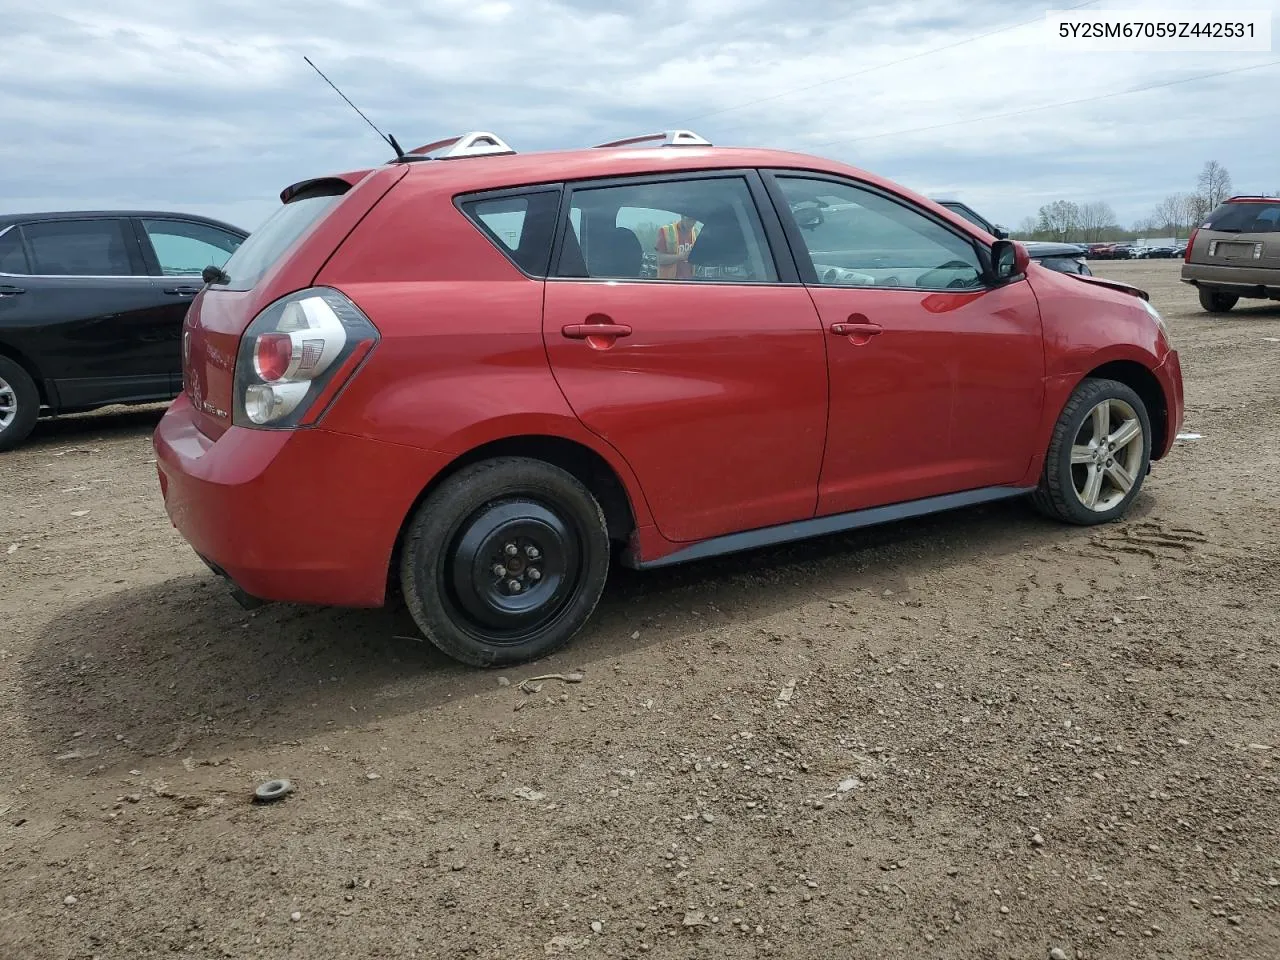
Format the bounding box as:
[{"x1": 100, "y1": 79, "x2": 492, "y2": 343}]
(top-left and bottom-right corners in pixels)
[
  {"x1": 1184, "y1": 228, "x2": 1198, "y2": 263},
  {"x1": 233, "y1": 287, "x2": 378, "y2": 429}
]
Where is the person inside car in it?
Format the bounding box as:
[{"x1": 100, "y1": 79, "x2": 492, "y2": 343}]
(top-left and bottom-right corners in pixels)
[{"x1": 655, "y1": 211, "x2": 701, "y2": 279}]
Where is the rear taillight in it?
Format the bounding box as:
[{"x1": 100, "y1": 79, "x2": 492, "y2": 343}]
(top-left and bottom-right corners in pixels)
[
  {"x1": 253, "y1": 333, "x2": 294, "y2": 382},
  {"x1": 1184, "y1": 227, "x2": 1198, "y2": 263},
  {"x1": 232, "y1": 287, "x2": 378, "y2": 429}
]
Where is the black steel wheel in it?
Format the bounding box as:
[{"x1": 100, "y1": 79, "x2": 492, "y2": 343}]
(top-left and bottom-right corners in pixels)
[{"x1": 399, "y1": 457, "x2": 611, "y2": 667}]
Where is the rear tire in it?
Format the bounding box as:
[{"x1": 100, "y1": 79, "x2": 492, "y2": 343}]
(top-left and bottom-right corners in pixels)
[
  {"x1": 1031, "y1": 378, "x2": 1151, "y2": 526},
  {"x1": 0, "y1": 356, "x2": 39, "y2": 453},
  {"x1": 399, "y1": 457, "x2": 611, "y2": 668},
  {"x1": 1198, "y1": 288, "x2": 1238, "y2": 313}
]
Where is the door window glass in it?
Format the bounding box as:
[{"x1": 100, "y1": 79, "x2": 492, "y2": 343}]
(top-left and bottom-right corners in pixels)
[
  {"x1": 141, "y1": 219, "x2": 243, "y2": 276},
  {"x1": 23, "y1": 219, "x2": 135, "y2": 276},
  {"x1": 777, "y1": 177, "x2": 983, "y2": 290},
  {"x1": 0, "y1": 228, "x2": 29, "y2": 274},
  {"x1": 557, "y1": 177, "x2": 777, "y2": 282}
]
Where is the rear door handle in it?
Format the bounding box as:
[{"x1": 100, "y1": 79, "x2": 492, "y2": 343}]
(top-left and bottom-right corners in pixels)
[
  {"x1": 562, "y1": 323, "x2": 632, "y2": 339},
  {"x1": 164, "y1": 286, "x2": 201, "y2": 296},
  {"x1": 0, "y1": 284, "x2": 25, "y2": 296},
  {"x1": 830, "y1": 321, "x2": 882, "y2": 337}
]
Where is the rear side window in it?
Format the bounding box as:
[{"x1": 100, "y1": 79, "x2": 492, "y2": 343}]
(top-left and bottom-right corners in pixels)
[
  {"x1": 22, "y1": 219, "x2": 135, "y2": 276},
  {"x1": 0, "y1": 227, "x2": 29, "y2": 274},
  {"x1": 556, "y1": 176, "x2": 779, "y2": 283},
  {"x1": 215, "y1": 192, "x2": 343, "y2": 291},
  {"x1": 1204, "y1": 201, "x2": 1280, "y2": 233},
  {"x1": 459, "y1": 190, "x2": 561, "y2": 277}
]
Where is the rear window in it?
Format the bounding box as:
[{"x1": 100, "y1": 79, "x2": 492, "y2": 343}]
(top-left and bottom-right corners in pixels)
[
  {"x1": 214, "y1": 191, "x2": 343, "y2": 291},
  {"x1": 1204, "y1": 201, "x2": 1280, "y2": 234}
]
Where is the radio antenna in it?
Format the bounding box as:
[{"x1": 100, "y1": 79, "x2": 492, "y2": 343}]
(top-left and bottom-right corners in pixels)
[{"x1": 304, "y1": 56, "x2": 405, "y2": 158}]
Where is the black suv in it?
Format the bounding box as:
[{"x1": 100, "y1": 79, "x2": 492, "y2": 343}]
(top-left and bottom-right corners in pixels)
[{"x1": 0, "y1": 211, "x2": 248, "y2": 450}]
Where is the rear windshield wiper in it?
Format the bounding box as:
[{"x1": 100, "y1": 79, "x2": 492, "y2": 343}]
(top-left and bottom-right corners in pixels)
[{"x1": 202, "y1": 264, "x2": 231, "y2": 285}]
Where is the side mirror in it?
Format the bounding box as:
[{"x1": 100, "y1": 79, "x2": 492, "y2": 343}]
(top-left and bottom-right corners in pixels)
[
  {"x1": 202, "y1": 264, "x2": 229, "y2": 285},
  {"x1": 991, "y1": 240, "x2": 1030, "y2": 282}
]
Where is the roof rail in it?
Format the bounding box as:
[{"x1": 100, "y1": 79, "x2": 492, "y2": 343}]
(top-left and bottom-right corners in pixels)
[
  {"x1": 405, "y1": 131, "x2": 515, "y2": 159},
  {"x1": 1224, "y1": 193, "x2": 1279, "y2": 201},
  {"x1": 594, "y1": 129, "x2": 713, "y2": 149}
]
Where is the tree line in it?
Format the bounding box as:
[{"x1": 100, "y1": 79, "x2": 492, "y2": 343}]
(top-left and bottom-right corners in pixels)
[{"x1": 1012, "y1": 161, "x2": 1272, "y2": 244}]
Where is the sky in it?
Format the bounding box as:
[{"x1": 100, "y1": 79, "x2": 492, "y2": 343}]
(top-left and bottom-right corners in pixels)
[{"x1": 3, "y1": 0, "x2": 1277, "y2": 233}]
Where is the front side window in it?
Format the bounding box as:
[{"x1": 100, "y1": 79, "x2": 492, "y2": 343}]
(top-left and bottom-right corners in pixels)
[
  {"x1": 557, "y1": 176, "x2": 778, "y2": 283},
  {"x1": 459, "y1": 190, "x2": 561, "y2": 276},
  {"x1": 22, "y1": 219, "x2": 135, "y2": 276},
  {"x1": 0, "y1": 228, "x2": 29, "y2": 274},
  {"x1": 776, "y1": 177, "x2": 984, "y2": 290},
  {"x1": 141, "y1": 219, "x2": 243, "y2": 276}
]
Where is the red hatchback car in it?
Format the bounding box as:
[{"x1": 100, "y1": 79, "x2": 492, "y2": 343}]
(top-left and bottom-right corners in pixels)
[{"x1": 154, "y1": 129, "x2": 1184, "y2": 667}]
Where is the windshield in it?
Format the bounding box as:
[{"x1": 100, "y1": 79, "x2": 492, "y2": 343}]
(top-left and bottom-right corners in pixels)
[
  {"x1": 1204, "y1": 201, "x2": 1280, "y2": 234},
  {"x1": 214, "y1": 193, "x2": 343, "y2": 291}
]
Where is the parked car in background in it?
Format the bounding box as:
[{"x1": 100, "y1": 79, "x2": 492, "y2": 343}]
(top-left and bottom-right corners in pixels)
[
  {"x1": 0, "y1": 210, "x2": 248, "y2": 450},
  {"x1": 932, "y1": 201, "x2": 1092, "y2": 275},
  {"x1": 154, "y1": 129, "x2": 1183, "y2": 668},
  {"x1": 1181, "y1": 195, "x2": 1280, "y2": 313}
]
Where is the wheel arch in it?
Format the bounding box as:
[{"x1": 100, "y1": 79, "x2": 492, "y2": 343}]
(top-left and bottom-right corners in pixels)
[
  {"x1": 1080, "y1": 359, "x2": 1169, "y2": 459},
  {"x1": 0, "y1": 338, "x2": 51, "y2": 408},
  {"x1": 387, "y1": 433, "x2": 644, "y2": 596}
]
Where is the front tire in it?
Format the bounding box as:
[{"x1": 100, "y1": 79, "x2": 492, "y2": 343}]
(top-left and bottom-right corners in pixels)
[
  {"x1": 1198, "y1": 288, "x2": 1238, "y2": 313},
  {"x1": 399, "y1": 457, "x2": 611, "y2": 667},
  {"x1": 0, "y1": 357, "x2": 39, "y2": 453},
  {"x1": 1032, "y1": 378, "x2": 1151, "y2": 525}
]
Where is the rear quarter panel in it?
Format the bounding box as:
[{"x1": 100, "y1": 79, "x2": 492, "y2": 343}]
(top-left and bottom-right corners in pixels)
[{"x1": 311, "y1": 171, "x2": 656, "y2": 529}]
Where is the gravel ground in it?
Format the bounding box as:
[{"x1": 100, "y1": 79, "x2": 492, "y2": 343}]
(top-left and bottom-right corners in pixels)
[{"x1": 1, "y1": 260, "x2": 1277, "y2": 960}]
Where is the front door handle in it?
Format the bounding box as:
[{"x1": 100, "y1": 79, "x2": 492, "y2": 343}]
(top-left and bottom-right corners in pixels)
[
  {"x1": 164, "y1": 286, "x2": 201, "y2": 296},
  {"x1": 829, "y1": 321, "x2": 882, "y2": 337},
  {"x1": 0, "y1": 284, "x2": 25, "y2": 296},
  {"x1": 562, "y1": 323, "x2": 632, "y2": 340}
]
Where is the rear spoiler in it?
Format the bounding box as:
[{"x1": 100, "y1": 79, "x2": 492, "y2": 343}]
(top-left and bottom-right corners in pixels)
[
  {"x1": 279, "y1": 169, "x2": 372, "y2": 204},
  {"x1": 1067, "y1": 273, "x2": 1150, "y2": 301}
]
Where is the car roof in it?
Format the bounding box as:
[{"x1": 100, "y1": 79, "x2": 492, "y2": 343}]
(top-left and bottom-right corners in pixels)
[
  {"x1": 375, "y1": 142, "x2": 998, "y2": 239},
  {"x1": 0, "y1": 210, "x2": 248, "y2": 235},
  {"x1": 396, "y1": 144, "x2": 900, "y2": 193}
]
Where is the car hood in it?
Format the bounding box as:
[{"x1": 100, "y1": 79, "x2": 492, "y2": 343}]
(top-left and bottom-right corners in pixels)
[
  {"x1": 1023, "y1": 241, "x2": 1086, "y2": 257},
  {"x1": 1063, "y1": 271, "x2": 1150, "y2": 301}
]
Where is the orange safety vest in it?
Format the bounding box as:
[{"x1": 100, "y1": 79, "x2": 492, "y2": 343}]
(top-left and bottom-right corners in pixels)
[{"x1": 657, "y1": 220, "x2": 701, "y2": 279}]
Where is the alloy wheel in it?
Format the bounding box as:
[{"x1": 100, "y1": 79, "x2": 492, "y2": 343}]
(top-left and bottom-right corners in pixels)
[
  {"x1": 1069, "y1": 397, "x2": 1145, "y2": 512},
  {"x1": 0, "y1": 375, "x2": 16, "y2": 431}
]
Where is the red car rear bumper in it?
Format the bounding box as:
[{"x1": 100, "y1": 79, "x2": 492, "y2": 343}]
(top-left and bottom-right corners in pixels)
[{"x1": 154, "y1": 394, "x2": 449, "y2": 607}]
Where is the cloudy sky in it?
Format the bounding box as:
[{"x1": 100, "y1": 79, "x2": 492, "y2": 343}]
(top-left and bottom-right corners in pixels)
[{"x1": 3, "y1": 0, "x2": 1277, "y2": 232}]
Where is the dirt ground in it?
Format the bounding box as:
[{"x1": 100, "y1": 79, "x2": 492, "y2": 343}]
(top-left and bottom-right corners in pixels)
[{"x1": 1, "y1": 260, "x2": 1277, "y2": 960}]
